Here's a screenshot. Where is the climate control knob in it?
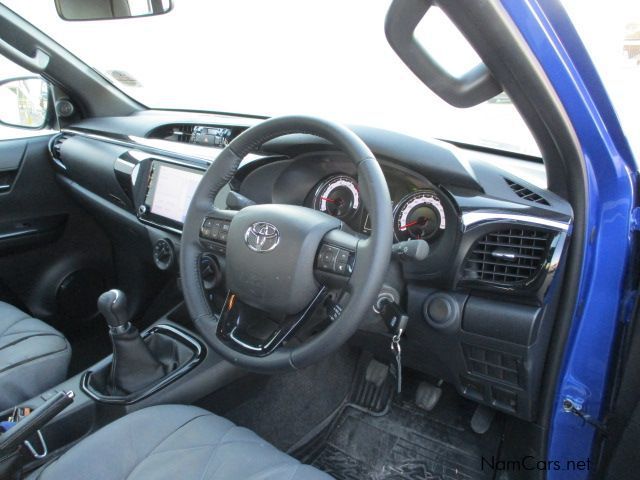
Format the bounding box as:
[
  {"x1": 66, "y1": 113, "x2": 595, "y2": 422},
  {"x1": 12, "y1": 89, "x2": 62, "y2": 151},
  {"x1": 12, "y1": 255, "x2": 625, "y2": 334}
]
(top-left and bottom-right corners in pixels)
[{"x1": 152, "y1": 238, "x2": 174, "y2": 270}]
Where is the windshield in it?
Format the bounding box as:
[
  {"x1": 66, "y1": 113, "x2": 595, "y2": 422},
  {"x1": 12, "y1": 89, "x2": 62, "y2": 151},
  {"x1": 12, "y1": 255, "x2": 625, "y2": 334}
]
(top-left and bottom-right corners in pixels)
[
  {"x1": 2, "y1": 0, "x2": 543, "y2": 155},
  {"x1": 561, "y1": 0, "x2": 640, "y2": 163}
]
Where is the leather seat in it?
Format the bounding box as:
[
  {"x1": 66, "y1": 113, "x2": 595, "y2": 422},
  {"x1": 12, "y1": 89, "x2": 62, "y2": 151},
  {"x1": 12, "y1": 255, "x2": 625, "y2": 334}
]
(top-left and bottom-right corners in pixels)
[
  {"x1": 30, "y1": 404, "x2": 331, "y2": 479},
  {"x1": 0, "y1": 302, "x2": 71, "y2": 411}
]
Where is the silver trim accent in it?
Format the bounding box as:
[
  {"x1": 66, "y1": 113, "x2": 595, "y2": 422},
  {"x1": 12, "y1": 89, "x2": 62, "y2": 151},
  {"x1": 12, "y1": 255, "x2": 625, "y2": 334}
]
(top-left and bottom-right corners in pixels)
[
  {"x1": 491, "y1": 249, "x2": 517, "y2": 261},
  {"x1": 230, "y1": 327, "x2": 264, "y2": 352},
  {"x1": 461, "y1": 211, "x2": 570, "y2": 232},
  {"x1": 0, "y1": 228, "x2": 38, "y2": 240},
  {"x1": 139, "y1": 216, "x2": 182, "y2": 235},
  {"x1": 114, "y1": 157, "x2": 136, "y2": 175},
  {"x1": 63, "y1": 128, "x2": 217, "y2": 164},
  {"x1": 63, "y1": 128, "x2": 266, "y2": 166},
  {"x1": 126, "y1": 149, "x2": 209, "y2": 171}
]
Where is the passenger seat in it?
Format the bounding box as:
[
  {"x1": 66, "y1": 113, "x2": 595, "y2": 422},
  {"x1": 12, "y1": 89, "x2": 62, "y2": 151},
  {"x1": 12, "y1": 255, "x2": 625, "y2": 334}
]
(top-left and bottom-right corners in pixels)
[{"x1": 0, "y1": 302, "x2": 71, "y2": 410}]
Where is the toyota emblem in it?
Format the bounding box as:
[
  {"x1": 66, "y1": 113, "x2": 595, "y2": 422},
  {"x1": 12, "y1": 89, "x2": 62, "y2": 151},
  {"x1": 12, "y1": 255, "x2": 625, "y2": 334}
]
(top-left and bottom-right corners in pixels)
[{"x1": 244, "y1": 222, "x2": 280, "y2": 252}]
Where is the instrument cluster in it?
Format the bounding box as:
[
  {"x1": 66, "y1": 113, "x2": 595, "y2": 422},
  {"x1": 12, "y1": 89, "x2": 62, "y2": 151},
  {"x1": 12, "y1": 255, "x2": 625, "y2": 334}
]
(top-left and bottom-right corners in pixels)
[{"x1": 311, "y1": 173, "x2": 448, "y2": 241}]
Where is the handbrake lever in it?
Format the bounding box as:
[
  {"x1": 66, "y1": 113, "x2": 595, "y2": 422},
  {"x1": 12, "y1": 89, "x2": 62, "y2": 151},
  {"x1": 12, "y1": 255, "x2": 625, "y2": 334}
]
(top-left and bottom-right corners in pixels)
[{"x1": 0, "y1": 391, "x2": 74, "y2": 455}]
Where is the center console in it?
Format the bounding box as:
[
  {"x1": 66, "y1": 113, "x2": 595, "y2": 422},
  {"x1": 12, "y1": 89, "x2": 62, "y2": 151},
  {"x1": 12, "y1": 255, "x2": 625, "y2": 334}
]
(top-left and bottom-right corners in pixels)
[{"x1": 0, "y1": 294, "x2": 244, "y2": 479}]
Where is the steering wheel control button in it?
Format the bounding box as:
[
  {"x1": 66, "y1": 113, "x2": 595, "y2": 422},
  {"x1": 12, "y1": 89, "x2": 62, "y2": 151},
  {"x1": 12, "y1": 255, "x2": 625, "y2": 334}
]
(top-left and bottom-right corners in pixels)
[
  {"x1": 317, "y1": 244, "x2": 354, "y2": 276},
  {"x1": 200, "y1": 217, "x2": 232, "y2": 256},
  {"x1": 219, "y1": 222, "x2": 230, "y2": 242},
  {"x1": 201, "y1": 217, "x2": 230, "y2": 243},
  {"x1": 210, "y1": 221, "x2": 221, "y2": 239}
]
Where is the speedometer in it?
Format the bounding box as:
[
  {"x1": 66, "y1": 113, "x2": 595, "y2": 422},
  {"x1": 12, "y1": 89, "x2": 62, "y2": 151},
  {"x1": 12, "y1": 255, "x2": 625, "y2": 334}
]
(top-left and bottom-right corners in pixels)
[
  {"x1": 313, "y1": 175, "x2": 360, "y2": 220},
  {"x1": 394, "y1": 191, "x2": 446, "y2": 241}
]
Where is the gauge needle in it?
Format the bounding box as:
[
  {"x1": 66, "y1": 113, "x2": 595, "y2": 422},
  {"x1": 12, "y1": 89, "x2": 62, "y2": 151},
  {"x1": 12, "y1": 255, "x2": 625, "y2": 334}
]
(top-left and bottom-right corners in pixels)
[
  {"x1": 321, "y1": 196, "x2": 336, "y2": 203},
  {"x1": 400, "y1": 219, "x2": 426, "y2": 230}
]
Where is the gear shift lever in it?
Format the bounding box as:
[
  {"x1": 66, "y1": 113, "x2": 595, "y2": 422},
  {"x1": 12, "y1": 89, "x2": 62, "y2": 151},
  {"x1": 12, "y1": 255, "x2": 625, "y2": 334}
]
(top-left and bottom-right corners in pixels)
[
  {"x1": 98, "y1": 289, "x2": 130, "y2": 333},
  {"x1": 97, "y1": 289, "x2": 165, "y2": 394}
]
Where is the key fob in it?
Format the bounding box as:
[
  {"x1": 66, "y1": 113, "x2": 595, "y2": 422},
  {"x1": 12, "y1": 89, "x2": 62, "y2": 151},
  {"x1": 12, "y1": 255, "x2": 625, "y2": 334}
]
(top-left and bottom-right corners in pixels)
[{"x1": 380, "y1": 300, "x2": 409, "y2": 335}]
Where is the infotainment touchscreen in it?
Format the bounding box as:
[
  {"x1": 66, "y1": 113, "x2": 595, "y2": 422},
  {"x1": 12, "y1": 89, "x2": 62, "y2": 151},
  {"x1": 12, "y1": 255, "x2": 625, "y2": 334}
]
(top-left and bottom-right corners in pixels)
[{"x1": 146, "y1": 163, "x2": 204, "y2": 224}]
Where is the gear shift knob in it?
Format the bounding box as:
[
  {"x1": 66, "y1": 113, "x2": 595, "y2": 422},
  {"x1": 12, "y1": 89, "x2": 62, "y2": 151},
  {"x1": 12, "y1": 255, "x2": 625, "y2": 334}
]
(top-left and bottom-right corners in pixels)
[{"x1": 98, "y1": 289, "x2": 129, "y2": 332}]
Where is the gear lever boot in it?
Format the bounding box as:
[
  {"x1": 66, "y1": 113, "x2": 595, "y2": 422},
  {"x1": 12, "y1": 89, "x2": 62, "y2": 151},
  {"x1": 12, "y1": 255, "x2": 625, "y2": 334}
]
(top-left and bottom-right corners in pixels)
[{"x1": 97, "y1": 289, "x2": 165, "y2": 394}]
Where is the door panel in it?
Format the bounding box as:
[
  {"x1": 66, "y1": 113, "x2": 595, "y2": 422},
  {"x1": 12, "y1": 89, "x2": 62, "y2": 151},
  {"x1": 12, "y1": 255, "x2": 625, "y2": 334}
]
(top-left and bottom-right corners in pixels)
[
  {"x1": 0, "y1": 134, "x2": 114, "y2": 328},
  {"x1": 0, "y1": 139, "x2": 24, "y2": 193}
]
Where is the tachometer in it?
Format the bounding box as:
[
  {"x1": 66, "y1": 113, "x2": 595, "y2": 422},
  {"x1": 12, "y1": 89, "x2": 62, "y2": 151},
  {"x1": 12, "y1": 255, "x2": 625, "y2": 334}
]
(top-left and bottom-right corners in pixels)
[
  {"x1": 394, "y1": 191, "x2": 446, "y2": 241},
  {"x1": 313, "y1": 175, "x2": 360, "y2": 220}
]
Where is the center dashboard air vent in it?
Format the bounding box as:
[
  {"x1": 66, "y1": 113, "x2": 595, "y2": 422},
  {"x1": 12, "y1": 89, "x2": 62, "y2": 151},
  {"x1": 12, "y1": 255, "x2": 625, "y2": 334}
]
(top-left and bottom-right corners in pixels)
[
  {"x1": 148, "y1": 124, "x2": 240, "y2": 147},
  {"x1": 462, "y1": 228, "x2": 552, "y2": 287},
  {"x1": 172, "y1": 124, "x2": 195, "y2": 143},
  {"x1": 505, "y1": 178, "x2": 549, "y2": 206}
]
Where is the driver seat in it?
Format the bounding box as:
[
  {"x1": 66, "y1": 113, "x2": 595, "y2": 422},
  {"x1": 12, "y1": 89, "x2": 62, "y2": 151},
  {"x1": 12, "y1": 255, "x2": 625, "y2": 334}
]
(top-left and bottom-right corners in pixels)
[{"x1": 28, "y1": 404, "x2": 331, "y2": 480}]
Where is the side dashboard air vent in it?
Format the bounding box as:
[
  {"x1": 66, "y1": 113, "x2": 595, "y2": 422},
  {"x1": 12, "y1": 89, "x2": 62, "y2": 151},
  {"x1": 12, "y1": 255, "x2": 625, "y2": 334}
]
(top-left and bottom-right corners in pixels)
[
  {"x1": 505, "y1": 178, "x2": 549, "y2": 206},
  {"x1": 50, "y1": 134, "x2": 70, "y2": 169},
  {"x1": 51, "y1": 134, "x2": 69, "y2": 158},
  {"x1": 463, "y1": 228, "x2": 552, "y2": 286}
]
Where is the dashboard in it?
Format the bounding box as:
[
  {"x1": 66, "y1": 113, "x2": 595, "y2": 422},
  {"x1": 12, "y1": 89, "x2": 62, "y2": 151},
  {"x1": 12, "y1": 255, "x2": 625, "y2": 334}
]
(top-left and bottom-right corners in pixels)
[{"x1": 49, "y1": 110, "x2": 573, "y2": 421}]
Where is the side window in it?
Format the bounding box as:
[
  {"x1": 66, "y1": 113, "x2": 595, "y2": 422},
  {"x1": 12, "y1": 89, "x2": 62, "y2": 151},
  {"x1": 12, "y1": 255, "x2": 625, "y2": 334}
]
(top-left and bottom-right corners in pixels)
[{"x1": 0, "y1": 54, "x2": 51, "y2": 141}]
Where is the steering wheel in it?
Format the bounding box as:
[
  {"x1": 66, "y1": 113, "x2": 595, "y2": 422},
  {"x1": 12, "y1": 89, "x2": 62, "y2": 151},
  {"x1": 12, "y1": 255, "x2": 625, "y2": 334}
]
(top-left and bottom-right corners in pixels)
[{"x1": 180, "y1": 115, "x2": 393, "y2": 372}]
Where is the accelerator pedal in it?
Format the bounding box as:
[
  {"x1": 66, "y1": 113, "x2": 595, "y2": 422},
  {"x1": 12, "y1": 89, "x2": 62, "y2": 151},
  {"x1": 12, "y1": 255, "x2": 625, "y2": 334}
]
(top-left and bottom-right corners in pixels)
[
  {"x1": 415, "y1": 381, "x2": 443, "y2": 412},
  {"x1": 471, "y1": 404, "x2": 496, "y2": 434}
]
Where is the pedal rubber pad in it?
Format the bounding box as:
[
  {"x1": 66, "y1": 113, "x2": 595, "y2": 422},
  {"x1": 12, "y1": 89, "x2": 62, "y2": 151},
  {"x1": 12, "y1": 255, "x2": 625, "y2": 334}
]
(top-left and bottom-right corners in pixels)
[{"x1": 415, "y1": 381, "x2": 442, "y2": 412}]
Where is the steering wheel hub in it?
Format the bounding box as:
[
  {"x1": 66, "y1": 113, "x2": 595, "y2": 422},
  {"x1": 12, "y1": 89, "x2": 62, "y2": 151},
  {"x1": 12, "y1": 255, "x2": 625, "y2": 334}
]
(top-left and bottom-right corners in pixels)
[{"x1": 226, "y1": 204, "x2": 341, "y2": 316}]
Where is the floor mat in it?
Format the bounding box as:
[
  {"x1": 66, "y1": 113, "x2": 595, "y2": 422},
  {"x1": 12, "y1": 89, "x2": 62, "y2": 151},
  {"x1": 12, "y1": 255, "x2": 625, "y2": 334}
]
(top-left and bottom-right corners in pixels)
[
  {"x1": 295, "y1": 384, "x2": 503, "y2": 480},
  {"x1": 201, "y1": 346, "x2": 359, "y2": 451}
]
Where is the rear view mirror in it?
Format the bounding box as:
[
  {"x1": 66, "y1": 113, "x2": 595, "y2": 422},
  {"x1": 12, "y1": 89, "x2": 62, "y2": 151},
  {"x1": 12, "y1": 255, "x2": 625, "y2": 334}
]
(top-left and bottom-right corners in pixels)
[
  {"x1": 55, "y1": 0, "x2": 172, "y2": 21},
  {"x1": 0, "y1": 77, "x2": 48, "y2": 129}
]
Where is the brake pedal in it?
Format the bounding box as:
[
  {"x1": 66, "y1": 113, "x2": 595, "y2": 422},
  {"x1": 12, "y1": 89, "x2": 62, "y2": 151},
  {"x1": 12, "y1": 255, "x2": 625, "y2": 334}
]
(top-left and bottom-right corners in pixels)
[
  {"x1": 349, "y1": 357, "x2": 394, "y2": 414},
  {"x1": 365, "y1": 358, "x2": 390, "y2": 388},
  {"x1": 471, "y1": 404, "x2": 496, "y2": 434},
  {"x1": 415, "y1": 381, "x2": 442, "y2": 412}
]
